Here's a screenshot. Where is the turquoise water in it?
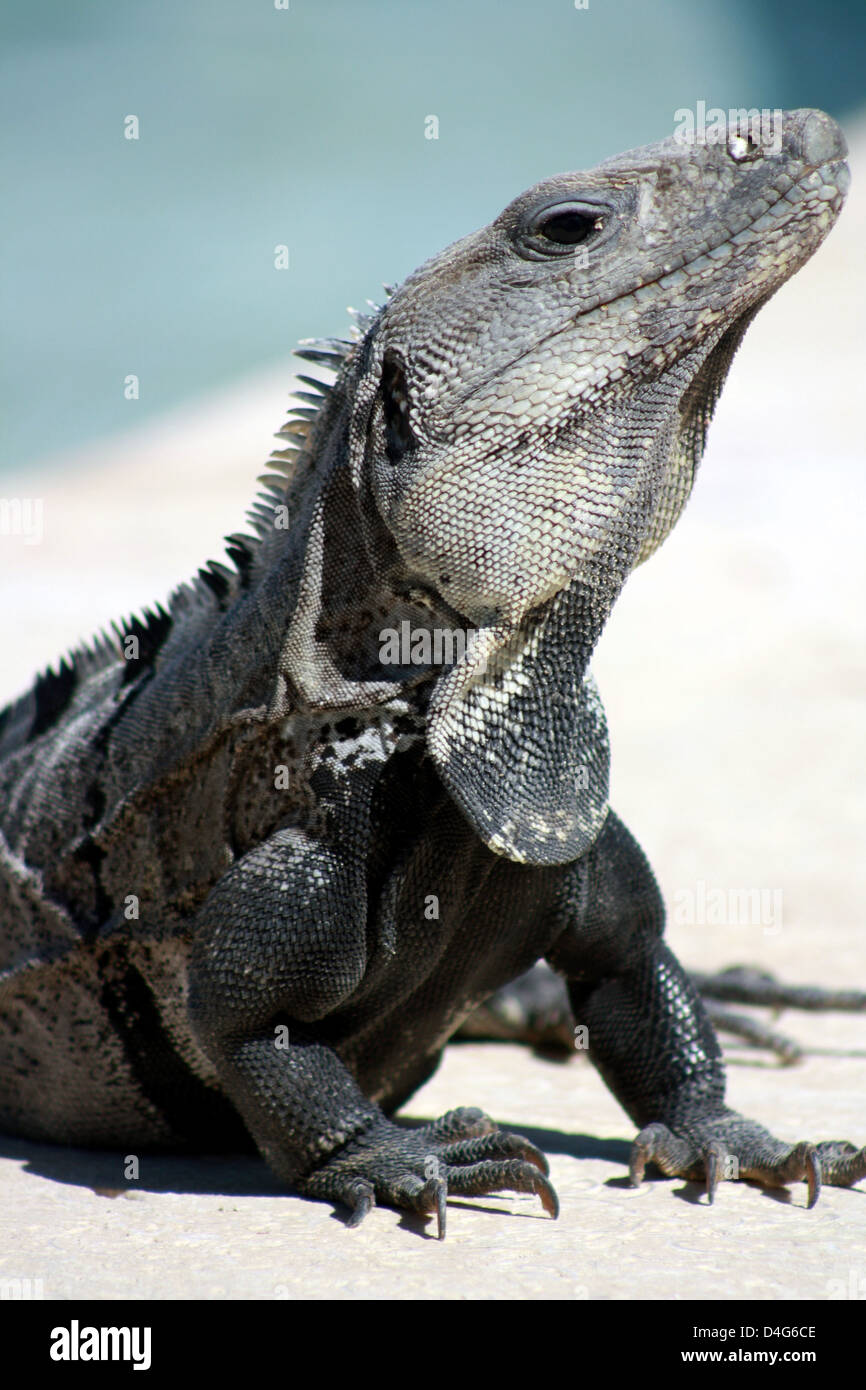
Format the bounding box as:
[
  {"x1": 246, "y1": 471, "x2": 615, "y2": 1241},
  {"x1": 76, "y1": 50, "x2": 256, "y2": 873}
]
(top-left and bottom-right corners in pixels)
[{"x1": 2, "y1": 0, "x2": 864, "y2": 472}]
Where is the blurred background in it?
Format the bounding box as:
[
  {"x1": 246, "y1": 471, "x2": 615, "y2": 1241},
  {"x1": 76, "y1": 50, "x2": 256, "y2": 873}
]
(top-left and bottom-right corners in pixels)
[
  {"x1": 1, "y1": 0, "x2": 864, "y2": 942},
  {"x1": 2, "y1": 0, "x2": 865, "y2": 470}
]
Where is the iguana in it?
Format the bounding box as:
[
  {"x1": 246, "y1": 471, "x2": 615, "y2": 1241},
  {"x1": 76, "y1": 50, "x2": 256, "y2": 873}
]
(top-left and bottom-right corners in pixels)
[{"x1": 1, "y1": 107, "x2": 863, "y2": 1238}]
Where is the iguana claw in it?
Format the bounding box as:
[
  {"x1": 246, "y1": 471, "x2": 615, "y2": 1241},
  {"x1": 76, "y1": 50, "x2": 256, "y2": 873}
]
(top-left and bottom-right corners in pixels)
[
  {"x1": 628, "y1": 1116, "x2": 862, "y2": 1207},
  {"x1": 299, "y1": 1107, "x2": 559, "y2": 1236}
]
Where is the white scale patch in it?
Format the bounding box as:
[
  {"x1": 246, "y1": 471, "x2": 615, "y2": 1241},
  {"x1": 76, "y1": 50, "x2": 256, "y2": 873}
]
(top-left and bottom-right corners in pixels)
[{"x1": 279, "y1": 700, "x2": 425, "y2": 784}]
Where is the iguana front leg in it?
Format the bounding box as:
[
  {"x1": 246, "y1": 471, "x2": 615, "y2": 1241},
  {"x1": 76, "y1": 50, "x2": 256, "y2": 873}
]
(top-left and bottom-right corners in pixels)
[
  {"x1": 187, "y1": 827, "x2": 556, "y2": 1236},
  {"x1": 547, "y1": 811, "x2": 866, "y2": 1205}
]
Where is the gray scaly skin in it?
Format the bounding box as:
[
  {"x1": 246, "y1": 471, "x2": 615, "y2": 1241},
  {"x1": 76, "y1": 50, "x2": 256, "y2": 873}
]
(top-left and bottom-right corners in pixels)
[{"x1": 1, "y1": 108, "x2": 863, "y2": 1238}]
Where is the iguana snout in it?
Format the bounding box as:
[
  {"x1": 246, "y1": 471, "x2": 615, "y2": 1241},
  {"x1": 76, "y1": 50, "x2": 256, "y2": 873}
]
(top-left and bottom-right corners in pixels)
[{"x1": 365, "y1": 109, "x2": 848, "y2": 630}]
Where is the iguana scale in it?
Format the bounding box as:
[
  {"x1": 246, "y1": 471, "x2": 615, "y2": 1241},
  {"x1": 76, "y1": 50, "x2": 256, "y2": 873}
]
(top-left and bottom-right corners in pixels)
[{"x1": 1, "y1": 107, "x2": 863, "y2": 1236}]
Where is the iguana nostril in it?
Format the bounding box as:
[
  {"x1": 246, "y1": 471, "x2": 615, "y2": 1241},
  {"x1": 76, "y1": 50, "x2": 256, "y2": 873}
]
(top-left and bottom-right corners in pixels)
[{"x1": 797, "y1": 108, "x2": 848, "y2": 166}]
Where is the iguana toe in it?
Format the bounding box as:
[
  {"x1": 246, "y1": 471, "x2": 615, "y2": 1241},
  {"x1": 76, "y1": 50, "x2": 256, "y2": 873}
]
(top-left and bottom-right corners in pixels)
[
  {"x1": 814, "y1": 1140, "x2": 866, "y2": 1188},
  {"x1": 628, "y1": 1114, "x2": 866, "y2": 1207},
  {"x1": 437, "y1": 1130, "x2": 550, "y2": 1173},
  {"x1": 298, "y1": 1109, "x2": 558, "y2": 1235}
]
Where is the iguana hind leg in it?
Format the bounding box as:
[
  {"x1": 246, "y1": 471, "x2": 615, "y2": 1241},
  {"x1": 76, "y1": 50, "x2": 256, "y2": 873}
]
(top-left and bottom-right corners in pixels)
[
  {"x1": 462, "y1": 962, "x2": 807, "y2": 1063},
  {"x1": 463, "y1": 953, "x2": 866, "y2": 1065}
]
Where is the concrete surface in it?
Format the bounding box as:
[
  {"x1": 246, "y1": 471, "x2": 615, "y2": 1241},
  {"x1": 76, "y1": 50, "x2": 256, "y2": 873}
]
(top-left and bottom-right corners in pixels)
[
  {"x1": 1, "y1": 995, "x2": 865, "y2": 1300},
  {"x1": 1, "y1": 120, "x2": 864, "y2": 1301}
]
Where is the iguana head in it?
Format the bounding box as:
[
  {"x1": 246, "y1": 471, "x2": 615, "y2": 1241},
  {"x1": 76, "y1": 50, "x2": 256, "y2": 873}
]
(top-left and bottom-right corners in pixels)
[
  {"x1": 284, "y1": 108, "x2": 848, "y2": 864},
  {"x1": 363, "y1": 107, "x2": 847, "y2": 620}
]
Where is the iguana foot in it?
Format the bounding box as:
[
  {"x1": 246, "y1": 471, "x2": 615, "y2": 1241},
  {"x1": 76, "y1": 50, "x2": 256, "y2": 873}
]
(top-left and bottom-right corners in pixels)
[
  {"x1": 692, "y1": 966, "x2": 866, "y2": 1013},
  {"x1": 629, "y1": 1113, "x2": 866, "y2": 1207},
  {"x1": 298, "y1": 1106, "x2": 559, "y2": 1237},
  {"x1": 700, "y1": 999, "x2": 802, "y2": 1065}
]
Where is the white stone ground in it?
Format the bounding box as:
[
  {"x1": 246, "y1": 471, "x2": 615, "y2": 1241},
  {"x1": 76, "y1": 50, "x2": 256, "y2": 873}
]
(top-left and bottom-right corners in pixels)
[{"x1": 1, "y1": 121, "x2": 864, "y2": 1301}]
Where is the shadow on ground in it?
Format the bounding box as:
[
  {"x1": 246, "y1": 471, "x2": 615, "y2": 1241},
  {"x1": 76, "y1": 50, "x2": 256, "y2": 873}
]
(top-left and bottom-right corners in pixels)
[{"x1": 0, "y1": 1123, "x2": 631, "y2": 1199}]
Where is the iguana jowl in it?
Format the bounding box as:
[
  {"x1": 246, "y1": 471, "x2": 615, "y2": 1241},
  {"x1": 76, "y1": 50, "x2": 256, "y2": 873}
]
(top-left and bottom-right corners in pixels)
[{"x1": 1, "y1": 107, "x2": 863, "y2": 1236}]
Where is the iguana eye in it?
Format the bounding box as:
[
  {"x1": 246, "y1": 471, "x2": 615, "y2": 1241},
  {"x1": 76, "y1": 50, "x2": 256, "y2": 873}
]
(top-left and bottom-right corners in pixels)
[
  {"x1": 536, "y1": 207, "x2": 601, "y2": 245},
  {"x1": 515, "y1": 199, "x2": 611, "y2": 260}
]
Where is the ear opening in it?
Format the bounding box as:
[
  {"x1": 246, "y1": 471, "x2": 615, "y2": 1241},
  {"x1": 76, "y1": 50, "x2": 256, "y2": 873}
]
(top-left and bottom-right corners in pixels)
[{"x1": 381, "y1": 350, "x2": 417, "y2": 466}]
